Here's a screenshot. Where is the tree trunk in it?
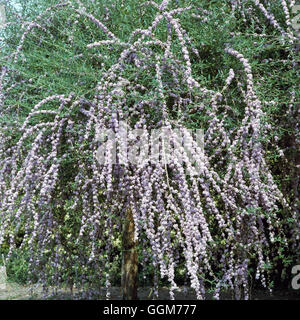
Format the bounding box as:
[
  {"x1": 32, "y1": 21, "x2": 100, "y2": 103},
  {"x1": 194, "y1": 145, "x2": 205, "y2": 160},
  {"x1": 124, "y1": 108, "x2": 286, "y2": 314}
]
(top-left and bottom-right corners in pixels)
[{"x1": 121, "y1": 208, "x2": 138, "y2": 300}]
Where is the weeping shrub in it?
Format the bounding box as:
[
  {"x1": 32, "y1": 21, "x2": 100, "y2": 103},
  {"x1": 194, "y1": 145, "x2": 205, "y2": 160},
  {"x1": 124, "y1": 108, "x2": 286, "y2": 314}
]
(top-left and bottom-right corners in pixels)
[{"x1": 0, "y1": 0, "x2": 299, "y2": 299}]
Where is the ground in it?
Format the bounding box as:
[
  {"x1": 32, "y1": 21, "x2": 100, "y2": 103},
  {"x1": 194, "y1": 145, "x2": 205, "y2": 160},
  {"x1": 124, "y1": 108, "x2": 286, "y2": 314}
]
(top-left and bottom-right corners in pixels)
[{"x1": 0, "y1": 282, "x2": 299, "y2": 300}]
